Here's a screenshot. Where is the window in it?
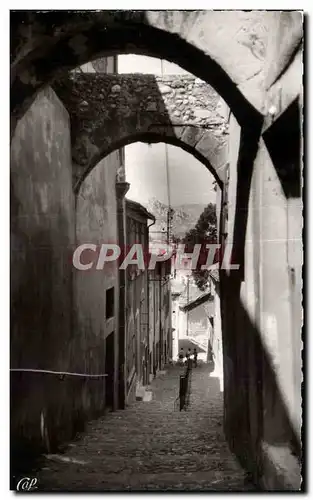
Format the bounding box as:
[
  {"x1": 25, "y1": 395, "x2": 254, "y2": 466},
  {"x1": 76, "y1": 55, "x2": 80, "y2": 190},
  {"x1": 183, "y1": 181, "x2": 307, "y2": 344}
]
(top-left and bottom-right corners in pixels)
[{"x1": 106, "y1": 287, "x2": 114, "y2": 319}]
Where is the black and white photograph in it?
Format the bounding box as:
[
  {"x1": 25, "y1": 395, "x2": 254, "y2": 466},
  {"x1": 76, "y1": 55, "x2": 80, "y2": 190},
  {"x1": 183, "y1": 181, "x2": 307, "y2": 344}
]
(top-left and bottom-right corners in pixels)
[{"x1": 9, "y1": 8, "x2": 304, "y2": 492}]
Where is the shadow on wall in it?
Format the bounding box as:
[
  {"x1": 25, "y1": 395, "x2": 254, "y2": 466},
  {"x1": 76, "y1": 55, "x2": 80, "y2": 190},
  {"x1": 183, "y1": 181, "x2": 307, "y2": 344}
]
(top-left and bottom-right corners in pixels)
[
  {"x1": 263, "y1": 98, "x2": 301, "y2": 200},
  {"x1": 10, "y1": 178, "x2": 107, "y2": 482},
  {"x1": 219, "y1": 105, "x2": 302, "y2": 489},
  {"x1": 221, "y1": 273, "x2": 302, "y2": 489}
]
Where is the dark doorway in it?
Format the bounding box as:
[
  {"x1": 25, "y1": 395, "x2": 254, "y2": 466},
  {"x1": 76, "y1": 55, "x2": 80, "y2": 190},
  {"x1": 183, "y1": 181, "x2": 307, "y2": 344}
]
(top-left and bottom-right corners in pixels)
[{"x1": 105, "y1": 332, "x2": 115, "y2": 411}]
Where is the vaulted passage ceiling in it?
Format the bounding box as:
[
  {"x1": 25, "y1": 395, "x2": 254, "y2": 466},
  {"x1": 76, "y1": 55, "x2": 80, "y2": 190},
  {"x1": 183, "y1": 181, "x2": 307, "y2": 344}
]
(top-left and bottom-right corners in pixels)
[{"x1": 12, "y1": 10, "x2": 303, "y2": 126}]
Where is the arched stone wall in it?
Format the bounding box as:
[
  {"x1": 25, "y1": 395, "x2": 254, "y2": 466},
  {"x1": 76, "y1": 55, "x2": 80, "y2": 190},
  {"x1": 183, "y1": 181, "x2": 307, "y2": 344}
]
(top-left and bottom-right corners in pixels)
[
  {"x1": 54, "y1": 73, "x2": 229, "y2": 191},
  {"x1": 10, "y1": 12, "x2": 304, "y2": 489},
  {"x1": 11, "y1": 10, "x2": 299, "y2": 126}
]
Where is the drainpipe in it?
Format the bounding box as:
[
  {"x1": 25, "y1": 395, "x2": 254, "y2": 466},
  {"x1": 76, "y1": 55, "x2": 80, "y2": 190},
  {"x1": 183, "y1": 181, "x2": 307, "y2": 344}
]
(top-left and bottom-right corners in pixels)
[
  {"x1": 148, "y1": 218, "x2": 156, "y2": 230},
  {"x1": 144, "y1": 216, "x2": 155, "y2": 385},
  {"x1": 159, "y1": 264, "x2": 163, "y2": 369},
  {"x1": 147, "y1": 217, "x2": 156, "y2": 380},
  {"x1": 116, "y1": 180, "x2": 130, "y2": 409}
]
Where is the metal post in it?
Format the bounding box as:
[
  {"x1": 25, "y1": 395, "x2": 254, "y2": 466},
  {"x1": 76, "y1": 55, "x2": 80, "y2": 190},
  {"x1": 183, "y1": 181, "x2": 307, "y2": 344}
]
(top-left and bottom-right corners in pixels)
[{"x1": 186, "y1": 275, "x2": 190, "y2": 336}]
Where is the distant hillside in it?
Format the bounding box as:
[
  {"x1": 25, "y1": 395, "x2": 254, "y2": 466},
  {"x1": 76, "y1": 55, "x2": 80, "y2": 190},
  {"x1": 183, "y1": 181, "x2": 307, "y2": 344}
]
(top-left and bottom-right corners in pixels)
[
  {"x1": 146, "y1": 198, "x2": 208, "y2": 241},
  {"x1": 173, "y1": 203, "x2": 207, "y2": 219},
  {"x1": 172, "y1": 203, "x2": 207, "y2": 238}
]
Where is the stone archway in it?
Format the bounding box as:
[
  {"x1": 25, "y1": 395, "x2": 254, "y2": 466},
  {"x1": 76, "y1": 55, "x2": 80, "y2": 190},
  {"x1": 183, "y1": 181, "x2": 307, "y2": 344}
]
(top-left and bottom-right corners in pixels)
[
  {"x1": 54, "y1": 73, "x2": 229, "y2": 191},
  {"x1": 11, "y1": 9, "x2": 292, "y2": 127}
]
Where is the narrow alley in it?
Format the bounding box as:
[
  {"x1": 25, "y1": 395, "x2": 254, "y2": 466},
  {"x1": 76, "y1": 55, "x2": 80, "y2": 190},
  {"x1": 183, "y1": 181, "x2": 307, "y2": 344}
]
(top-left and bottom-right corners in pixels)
[
  {"x1": 34, "y1": 364, "x2": 253, "y2": 491},
  {"x1": 10, "y1": 11, "x2": 303, "y2": 491}
]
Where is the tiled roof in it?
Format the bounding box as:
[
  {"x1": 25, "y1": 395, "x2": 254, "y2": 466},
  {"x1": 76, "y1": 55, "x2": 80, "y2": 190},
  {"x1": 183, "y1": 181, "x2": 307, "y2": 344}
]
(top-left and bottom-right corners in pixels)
[{"x1": 125, "y1": 198, "x2": 155, "y2": 221}]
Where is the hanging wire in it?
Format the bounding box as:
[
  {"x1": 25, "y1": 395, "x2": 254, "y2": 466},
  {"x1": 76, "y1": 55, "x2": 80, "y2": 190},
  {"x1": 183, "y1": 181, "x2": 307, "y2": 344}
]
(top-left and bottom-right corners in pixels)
[
  {"x1": 10, "y1": 368, "x2": 108, "y2": 378},
  {"x1": 161, "y1": 59, "x2": 172, "y2": 247}
]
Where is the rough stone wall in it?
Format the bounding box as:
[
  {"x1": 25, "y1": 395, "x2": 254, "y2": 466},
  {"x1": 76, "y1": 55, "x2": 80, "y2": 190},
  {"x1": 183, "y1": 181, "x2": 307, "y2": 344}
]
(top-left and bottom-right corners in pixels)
[
  {"x1": 54, "y1": 73, "x2": 228, "y2": 187},
  {"x1": 11, "y1": 11, "x2": 302, "y2": 126},
  {"x1": 10, "y1": 87, "x2": 76, "y2": 466}
]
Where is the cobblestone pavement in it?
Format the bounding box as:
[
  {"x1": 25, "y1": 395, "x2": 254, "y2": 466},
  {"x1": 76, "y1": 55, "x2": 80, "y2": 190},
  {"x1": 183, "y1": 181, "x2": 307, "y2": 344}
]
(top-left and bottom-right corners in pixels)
[{"x1": 34, "y1": 364, "x2": 255, "y2": 491}]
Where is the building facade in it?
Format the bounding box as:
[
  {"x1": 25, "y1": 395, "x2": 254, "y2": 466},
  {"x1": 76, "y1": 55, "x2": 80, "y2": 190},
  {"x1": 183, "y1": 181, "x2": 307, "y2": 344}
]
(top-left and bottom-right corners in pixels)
[
  {"x1": 171, "y1": 271, "x2": 213, "y2": 361},
  {"x1": 11, "y1": 12, "x2": 303, "y2": 489},
  {"x1": 205, "y1": 269, "x2": 224, "y2": 391},
  {"x1": 149, "y1": 259, "x2": 172, "y2": 375},
  {"x1": 124, "y1": 199, "x2": 154, "y2": 403},
  {"x1": 10, "y1": 55, "x2": 124, "y2": 469}
]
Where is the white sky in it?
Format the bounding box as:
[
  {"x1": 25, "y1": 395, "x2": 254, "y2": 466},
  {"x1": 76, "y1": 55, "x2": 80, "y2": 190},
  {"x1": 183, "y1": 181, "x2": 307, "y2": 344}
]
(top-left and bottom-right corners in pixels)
[
  {"x1": 118, "y1": 55, "x2": 215, "y2": 207},
  {"x1": 118, "y1": 54, "x2": 187, "y2": 75}
]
